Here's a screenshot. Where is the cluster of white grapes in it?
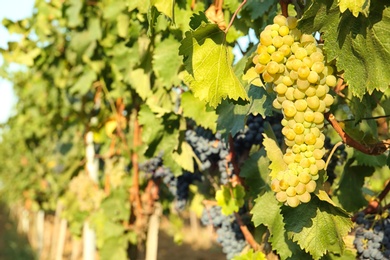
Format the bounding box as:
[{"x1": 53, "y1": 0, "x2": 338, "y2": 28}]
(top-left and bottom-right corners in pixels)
[{"x1": 253, "y1": 15, "x2": 337, "y2": 207}]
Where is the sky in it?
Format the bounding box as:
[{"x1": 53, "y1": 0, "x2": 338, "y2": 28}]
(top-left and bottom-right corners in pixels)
[{"x1": 0, "y1": 0, "x2": 35, "y2": 123}]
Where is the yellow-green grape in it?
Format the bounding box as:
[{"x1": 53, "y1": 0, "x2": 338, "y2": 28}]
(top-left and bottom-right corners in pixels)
[
  {"x1": 316, "y1": 159, "x2": 326, "y2": 170},
  {"x1": 316, "y1": 84, "x2": 327, "y2": 98},
  {"x1": 286, "y1": 16, "x2": 298, "y2": 29},
  {"x1": 298, "y1": 192, "x2": 311, "y2": 203},
  {"x1": 304, "y1": 85, "x2": 316, "y2": 96},
  {"x1": 310, "y1": 51, "x2": 324, "y2": 62},
  {"x1": 279, "y1": 25, "x2": 290, "y2": 36},
  {"x1": 267, "y1": 61, "x2": 280, "y2": 74},
  {"x1": 295, "y1": 47, "x2": 308, "y2": 60},
  {"x1": 294, "y1": 134, "x2": 305, "y2": 145},
  {"x1": 272, "y1": 99, "x2": 282, "y2": 109},
  {"x1": 305, "y1": 133, "x2": 317, "y2": 145},
  {"x1": 260, "y1": 34, "x2": 273, "y2": 46},
  {"x1": 323, "y1": 94, "x2": 334, "y2": 107},
  {"x1": 255, "y1": 63, "x2": 266, "y2": 74},
  {"x1": 306, "y1": 180, "x2": 317, "y2": 193},
  {"x1": 271, "y1": 51, "x2": 285, "y2": 63},
  {"x1": 295, "y1": 100, "x2": 307, "y2": 111},
  {"x1": 282, "y1": 75, "x2": 294, "y2": 86},
  {"x1": 283, "y1": 35, "x2": 295, "y2": 46},
  {"x1": 326, "y1": 75, "x2": 337, "y2": 87},
  {"x1": 276, "y1": 191, "x2": 288, "y2": 203},
  {"x1": 285, "y1": 87, "x2": 295, "y2": 101},
  {"x1": 300, "y1": 34, "x2": 316, "y2": 44},
  {"x1": 311, "y1": 61, "x2": 325, "y2": 74},
  {"x1": 296, "y1": 78, "x2": 310, "y2": 90},
  {"x1": 307, "y1": 71, "x2": 319, "y2": 84},
  {"x1": 313, "y1": 112, "x2": 324, "y2": 124},
  {"x1": 313, "y1": 149, "x2": 325, "y2": 160},
  {"x1": 258, "y1": 52, "x2": 271, "y2": 65},
  {"x1": 286, "y1": 173, "x2": 300, "y2": 187},
  {"x1": 293, "y1": 88, "x2": 306, "y2": 100},
  {"x1": 282, "y1": 101, "x2": 297, "y2": 117},
  {"x1": 286, "y1": 186, "x2": 297, "y2": 197},
  {"x1": 298, "y1": 172, "x2": 312, "y2": 184},
  {"x1": 283, "y1": 151, "x2": 295, "y2": 164},
  {"x1": 293, "y1": 123, "x2": 305, "y2": 134},
  {"x1": 287, "y1": 196, "x2": 300, "y2": 207},
  {"x1": 307, "y1": 95, "x2": 320, "y2": 110},
  {"x1": 274, "y1": 14, "x2": 287, "y2": 26},
  {"x1": 295, "y1": 182, "x2": 306, "y2": 195},
  {"x1": 279, "y1": 179, "x2": 289, "y2": 190},
  {"x1": 271, "y1": 179, "x2": 281, "y2": 192},
  {"x1": 275, "y1": 83, "x2": 288, "y2": 95},
  {"x1": 302, "y1": 57, "x2": 313, "y2": 68},
  {"x1": 294, "y1": 111, "x2": 305, "y2": 123}
]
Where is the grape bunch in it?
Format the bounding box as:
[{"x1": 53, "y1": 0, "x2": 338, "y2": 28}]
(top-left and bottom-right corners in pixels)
[
  {"x1": 185, "y1": 128, "x2": 233, "y2": 184},
  {"x1": 252, "y1": 14, "x2": 337, "y2": 207},
  {"x1": 233, "y1": 113, "x2": 283, "y2": 157},
  {"x1": 139, "y1": 156, "x2": 202, "y2": 211},
  {"x1": 201, "y1": 206, "x2": 247, "y2": 259},
  {"x1": 353, "y1": 211, "x2": 390, "y2": 259}
]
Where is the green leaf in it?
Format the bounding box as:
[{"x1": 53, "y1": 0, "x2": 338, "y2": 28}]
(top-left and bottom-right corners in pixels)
[
  {"x1": 181, "y1": 92, "x2": 218, "y2": 132},
  {"x1": 251, "y1": 192, "x2": 292, "y2": 260},
  {"x1": 262, "y1": 133, "x2": 287, "y2": 180},
  {"x1": 300, "y1": 1, "x2": 390, "y2": 98},
  {"x1": 70, "y1": 70, "x2": 96, "y2": 95},
  {"x1": 334, "y1": 159, "x2": 374, "y2": 212},
  {"x1": 171, "y1": 140, "x2": 196, "y2": 172},
  {"x1": 283, "y1": 196, "x2": 353, "y2": 260},
  {"x1": 117, "y1": 14, "x2": 129, "y2": 38},
  {"x1": 127, "y1": 68, "x2": 152, "y2": 100},
  {"x1": 216, "y1": 184, "x2": 245, "y2": 215},
  {"x1": 354, "y1": 150, "x2": 387, "y2": 167},
  {"x1": 66, "y1": 0, "x2": 83, "y2": 27},
  {"x1": 150, "y1": 0, "x2": 175, "y2": 21},
  {"x1": 152, "y1": 36, "x2": 182, "y2": 87},
  {"x1": 233, "y1": 249, "x2": 266, "y2": 260},
  {"x1": 239, "y1": 149, "x2": 268, "y2": 197},
  {"x1": 180, "y1": 23, "x2": 249, "y2": 108},
  {"x1": 338, "y1": 0, "x2": 370, "y2": 17}
]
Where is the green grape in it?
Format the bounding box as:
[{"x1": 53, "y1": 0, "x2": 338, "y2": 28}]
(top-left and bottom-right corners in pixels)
[
  {"x1": 285, "y1": 87, "x2": 295, "y2": 101},
  {"x1": 272, "y1": 99, "x2": 282, "y2": 109},
  {"x1": 286, "y1": 16, "x2": 298, "y2": 29},
  {"x1": 271, "y1": 30, "x2": 279, "y2": 38},
  {"x1": 316, "y1": 159, "x2": 326, "y2": 170},
  {"x1": 295, "y1": 182, "x2": 306, "y2": 195},
  {"x1": 323, "y1": 94, "x2": 334, "y2": 107},
  {"x1": 313, "y1": 112, "x2": 324, "y2": 124},
  {"x1": 260, "y1": 34, "x2": 273, "y2": 46},
  {"x1": 298, "y1": 192, "x2": 311, "y2": 203},
  {"x1": 293, "y1": 88, "x2": 306, "y2": 100},
  {"x1": 290, "y1": 42, "x2": 300, "y2": 55},
  {"x1": 258, "y1": 52, "x2": 271, "y2": 65},
  {"x1": 300, "y1": 34, "x2": 316, "y2": 44},
  {"x1": 295, "y1": 47, "x2": 308, "y2": 60},
  {"x1": 279, "y1": 44, "x2": 291, "y2": 56},
  {"x1": 271, "y1": 179, "x2": 281, "y2": 192},
  {"x1": 298, "y1": 172, "x2": 311, "y2": 184},
  {"x1": 313, "y1": 149, "x2": 325, "y2": 160},
  {"x1": 298, "y1": 65, "x2": 310, "y2": 78},
  {"x1": 263, "y1": 71, "x2": 275, "y2": 82},
  {"x1": 310, "y1": 127, "x2": 321, "y2": 137},
  {"x1": 291, "y1": 59, "x2": 303, "y2": 71},
  {"x1": 274, "y1": 83, "x2": 288, "y2": 95},
  {"x1": 307, "y1": 95, "x2": 320, "y2": 110},
  {"x1": 286, "y1": 173, "x2": 300, "y2": 187},
  {"x1": 279, "y1": 25, "x2": 290, "y2": 36},
  {"x1": 287, "y1": 118, "x2": 297, "y2": 128},
  {"x1": 304, "y1": 133, "x2": 317, "y2": 145},
  {"x1": 295, "y1": 99, "x2": 307, "y2": 111},
  {"x1": 257, "y1": 44, "x2": 267, "y2": 54},
  {"x1": 283, "y1": 151, "x2": 295, "y2": 164},
  {"x1": 287, "y1": 196, "x2": 300, "y2": 207},
  {"x1": 277, "y1": 94, "x2": 286, "y2": 104},
  {"x1": 289, "y1": 70, "x2": 299, "y2": 81},
  {"x1": 267, "y1": 45, "x2": 276, "y2": 54},
  {"x1": 267, "y1": 61, "x2": 280, "y2": 74},
  {"x1": 272, "y1": 35, "x2": 284, "y2": 48},
  {"x1": 307, "y1": 71, "x2": 319, "y2": 84},
  {"x1": 314, "y1": 138, "x2": 324, "y2": 149},
  {"x1": 296, "y1": 78, "x2": 310, "y2": 90},
  {"x1": 311, "y1": 61, "x2": 325, "y2": 74},
  {"x1": 254, "y1": 63, "x2": 266, "y2": 74},
  {"x1": 279, "y1": 179, "x2": 289, "y2": 190},
  {"x1": 292, "y1": 144, "x2": 301, "y2": 154},
  {"x1": 271, "y1": 23, "x2": 280, "y2": 31},
  {"x1": 304, "y1": 85, "x2": 316, "y2": 96},
  {"x1": 315, "y1": 84, "x2": 327, "y2": 98},
  {"x1": 282, "y1": 101, "x2": 297, "y2": 117},
  {"x1": 293, "y1": 123, "x2": 305, "y2": 134},
  {"x1": 276, "y1": 191, "x2": 287, "y2": 202},
  {"x1": 306, "y1": 180, "x2": 317, "y2": 193},
  {"x1": 286, "y1": 186, "x2": 297, "y2": 197},
  {"x1": 310, "y1": 51, "x2": 324, "y2": 62},
  {"x1": 326, "y1": 75, "x2": 337, "y2": 87},
  {"x1": 290, "y1": 28, "x2": 302, "y2": 41},
  {"x1": 285, "y1": 129, "x2": 296, "y2": 141},
  {"x1": 282, "y1": 75, "x2": 294, "y2": 86},
  {"x1": 274, "y1": 14, "x2": 287, "y2": 26},
  {"x1": 300, "y1": 144, "x2": 308, "y2": 152},
  {"x1": 304, "y1": 43, "x2": 318, "y2": 55},
  {"x1": 283, "y1": 35, "x2": 294, "y2": 46},
  {"x1": 294, "y1": 134, "x2": 305, "y2": 145}
]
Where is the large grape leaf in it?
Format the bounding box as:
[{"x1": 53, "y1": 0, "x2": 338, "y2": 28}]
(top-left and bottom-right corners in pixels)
[
  {"x1": 338, "y1": 0, "x2": 370, "y2": 17},
  {"x1": 180, "y1": 92, "x2": 218, "y2": 132},
  {"x1": 262, "y1": 133, "x2": 287, "y2": 180},
  {"x1": 150, "y1": 0, "x2": 175, "y2": 21},
  {"x1": 179, "y1": 23, "x2": 249, "y2": 108},
  {"x1": 239, "y1": 149, "x2": 268, "y2": 197},
  {"x1": 334, "y1": 159, "x2": 374, "y2": 212},
  {"x1": 299, "y1": 0, "x2": 390, "y2": 98},
  {"x1": 251, "y1": 192, "x2": 292, "y2": 260},
  {"x1": 283, "y1": 196, "x2": 353, "y2": 260},
  {"x1": 216, "y1": 184, "x2": 245, "y2": 215}
]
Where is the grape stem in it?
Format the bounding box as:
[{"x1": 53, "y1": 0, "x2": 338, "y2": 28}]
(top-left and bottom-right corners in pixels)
[
  {"x1": 225, "y1": 0, "x2": 247, "y2": 34},
  {"x1": 234, "y1": 212, "x2": 260, "y2": 251},
  {"x1": 279, "y1": 0, "x2": 292, "y2": 17},
  {"x1": 324, "y1": 141, "x2": 343, "y2": 171},
  {"x1": 325, "y1": 112, "x2": 390, "y2": 155}
]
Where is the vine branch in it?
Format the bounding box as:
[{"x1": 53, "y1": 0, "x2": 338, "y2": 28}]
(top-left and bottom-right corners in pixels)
[
  {"x1": 325, "y1": 113, "x2": 390, "y2": 155},
  {"x1": 225, "y1": 0, "x2": 247, "y2": 33}
]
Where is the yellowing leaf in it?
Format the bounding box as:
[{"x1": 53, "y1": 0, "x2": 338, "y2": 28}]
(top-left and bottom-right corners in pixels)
[
  {"x1": 171, "y1": 141, "x2": 196, "y2": 172},
  {"x1": 262, "y1": 133, "x2": 287, "y2": 180},
  {"x1": 242, "y1": 67, "x2": 263, "y2": 87},
  {"x1": 105, "y1": 120, "x2": 117, "y2": 138},
  {"x1": 180, "y1": 23, "x2": 249, "y2": 108},
  {"x1": 338, "y1": 0, "x2": 370, "y2": 17}
]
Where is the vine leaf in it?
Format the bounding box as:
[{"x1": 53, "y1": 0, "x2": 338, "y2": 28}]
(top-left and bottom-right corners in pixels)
[
  {"x1": 215, "y1": 184, "x2": 245, "y2": 215},
  {"x1": 150, "y1": 0, "x2": 175, "y2": 21},
  {"x1": 338, "y1": 0, "x2": 370, "y2": 17},
  {"x1": 300, "y1": 1, "x2": 390, "y2": 98},
  {"x1": 232, "y1": 248, "x2": 266, "y2": 260},
  {"x1": 283, "y1": 196, "x2": 353, "y2": 260},
  {"x1": 251, "y1": 192, "x2": 292, "y2": 260},
  {"x1": 181, "y1": 92, "x2": 218, "y2": 132},
  {"x1": 262, "y1": 133, "x2": 287, "y2": 180},
  {"x1": 179, "y1": 23, "x2": 249, "y2": 108},
  {"x1": 334, "y1": 160, "x2": 375, "y2": 212},
  {"x1": 239, "y1": 149, "x2": 268, "y2": 197}
]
